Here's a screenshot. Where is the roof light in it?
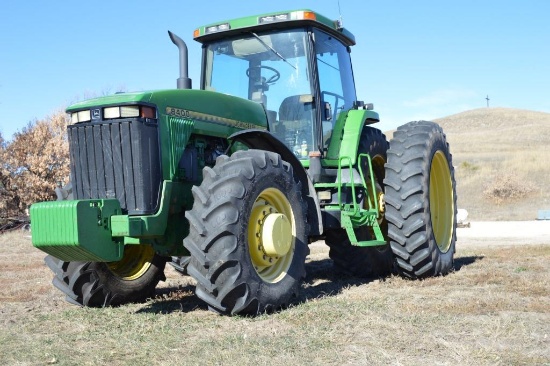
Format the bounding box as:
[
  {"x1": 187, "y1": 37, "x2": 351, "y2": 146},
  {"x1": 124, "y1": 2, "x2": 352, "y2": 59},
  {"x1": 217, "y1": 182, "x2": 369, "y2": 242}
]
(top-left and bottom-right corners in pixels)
[
  {"x1": 193, "y1": 29, "x2": 200, "y2": 38},
  {"x1": 303, "y1": 11, "x2": 316, "y2": 20},
  {"x1": 259, "y1": 13, "x2": 290, "y2": 23},
  {"x1": 205, "y1": 23, "x2": 231, "y2": 34}
]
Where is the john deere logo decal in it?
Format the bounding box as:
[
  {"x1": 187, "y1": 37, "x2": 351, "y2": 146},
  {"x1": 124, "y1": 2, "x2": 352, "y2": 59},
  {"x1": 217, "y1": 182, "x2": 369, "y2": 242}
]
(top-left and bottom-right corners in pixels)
[{"x1": 92, "y1": 109, "x2": 101, "y2": 120}]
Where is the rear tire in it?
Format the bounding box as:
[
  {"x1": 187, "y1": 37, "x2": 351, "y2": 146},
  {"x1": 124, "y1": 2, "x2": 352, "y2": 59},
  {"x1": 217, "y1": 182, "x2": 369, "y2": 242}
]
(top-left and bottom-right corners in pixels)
[
  {"x1": 184, "y1": 150, "x2": 309, "y2": 316},
  {"x1": 325, "y1": 127, "x2": 394, "y2": 277},
  {"x1": 45, "y1": 245, "x2": 167, "y2": 306},
  {"x1": 384, "y1": 121, "x2": 457, "y2": 278}
]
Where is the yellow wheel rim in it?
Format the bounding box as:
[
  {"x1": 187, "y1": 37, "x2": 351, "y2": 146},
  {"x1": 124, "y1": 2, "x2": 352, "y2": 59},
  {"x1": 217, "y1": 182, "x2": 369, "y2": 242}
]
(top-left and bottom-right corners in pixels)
[
  {"x1": 429, "y1": 151, "x2": 454, "y2": 253},
  {"x1": 248, "y1": 188, "x2": 295, "y2": 283},
  {"x1": 107, "y1": 245, "x2": 155, "y2": 280},
  {"x1": 369, "y1": 155, "x2": 386, "y2": 220}
]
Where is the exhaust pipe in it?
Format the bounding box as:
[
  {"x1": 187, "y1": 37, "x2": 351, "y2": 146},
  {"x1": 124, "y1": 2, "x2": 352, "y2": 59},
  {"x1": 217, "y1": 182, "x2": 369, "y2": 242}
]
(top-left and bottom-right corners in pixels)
[{"x1": 168, "y1": 31, "x2": 192, "y2": 89}]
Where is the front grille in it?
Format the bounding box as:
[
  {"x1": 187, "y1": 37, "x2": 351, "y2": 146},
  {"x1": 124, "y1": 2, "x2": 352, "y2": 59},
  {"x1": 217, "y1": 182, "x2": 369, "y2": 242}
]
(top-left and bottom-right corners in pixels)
[{"x1": 68, "y1": 119, "x2": 161, "y2": 215}]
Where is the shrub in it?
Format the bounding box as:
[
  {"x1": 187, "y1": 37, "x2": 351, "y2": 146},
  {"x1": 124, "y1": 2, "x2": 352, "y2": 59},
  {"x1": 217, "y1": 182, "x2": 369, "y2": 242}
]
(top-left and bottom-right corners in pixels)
[
  {"x1": 0, "y1": 111, "x2": 70, "y2": 219},
  {"x1": 483, "y1": 174, "x2": 536, "y2": 204},
  {"x1": 459, "y1": 161, "x2": 479, "y2": 172}
]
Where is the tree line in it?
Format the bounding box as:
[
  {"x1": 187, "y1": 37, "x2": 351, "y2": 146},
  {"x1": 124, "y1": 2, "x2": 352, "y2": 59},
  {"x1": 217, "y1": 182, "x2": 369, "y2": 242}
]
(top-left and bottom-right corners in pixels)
[{"x1": 0, "y1": 111, "x2": 70, "y2": 222}]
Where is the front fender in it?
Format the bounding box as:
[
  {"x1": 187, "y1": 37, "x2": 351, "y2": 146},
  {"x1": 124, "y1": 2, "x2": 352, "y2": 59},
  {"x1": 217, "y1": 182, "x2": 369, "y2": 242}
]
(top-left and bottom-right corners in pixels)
[{"x1": 229, "y1": 129, "x2": 322, "y2": 237}]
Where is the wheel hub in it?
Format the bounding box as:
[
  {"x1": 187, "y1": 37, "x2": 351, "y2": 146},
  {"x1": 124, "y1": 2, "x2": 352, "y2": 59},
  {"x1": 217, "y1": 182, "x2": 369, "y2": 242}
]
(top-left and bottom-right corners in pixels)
[
  {"x1": 262, "y1": 213, "x2": 292, "y2": 257},
  {"x1": 249, "y1": 202, "x2": 292, "y2": 267},
  {"x1": 247, "y1": 188, "x2": 296, "y2": 283}
]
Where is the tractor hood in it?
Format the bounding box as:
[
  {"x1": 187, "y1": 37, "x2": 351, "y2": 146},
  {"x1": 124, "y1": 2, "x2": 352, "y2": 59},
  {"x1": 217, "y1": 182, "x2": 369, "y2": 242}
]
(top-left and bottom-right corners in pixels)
[{"x1": 66, "y1": 89, "x2": 268, "y2": 132}]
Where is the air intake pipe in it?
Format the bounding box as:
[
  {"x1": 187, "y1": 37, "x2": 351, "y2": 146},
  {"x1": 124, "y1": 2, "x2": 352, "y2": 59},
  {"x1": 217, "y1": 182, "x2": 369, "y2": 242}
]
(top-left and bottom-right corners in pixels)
[{"x1": 168, "y1": 31, "x2": 192, "y2": 89}]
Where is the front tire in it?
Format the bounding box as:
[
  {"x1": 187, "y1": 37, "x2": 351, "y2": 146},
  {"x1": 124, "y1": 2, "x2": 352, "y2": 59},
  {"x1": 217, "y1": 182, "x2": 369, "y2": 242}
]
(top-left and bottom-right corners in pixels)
[
  {"x1": 45, "y1": 245, "x2": 167, "y2": 306},
  {"x1": 184, "y1": 150, "x2": 309, "y2": 316},
  {"x1": 384, "y1": 121, "x2": 457, "y2": 278}
]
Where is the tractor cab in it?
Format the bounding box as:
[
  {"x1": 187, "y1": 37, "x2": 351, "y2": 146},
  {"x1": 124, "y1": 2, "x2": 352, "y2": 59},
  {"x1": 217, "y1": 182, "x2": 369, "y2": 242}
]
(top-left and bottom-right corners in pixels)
[{"x1": 194, "y1": 10, "x2": 357, "y2": 159}]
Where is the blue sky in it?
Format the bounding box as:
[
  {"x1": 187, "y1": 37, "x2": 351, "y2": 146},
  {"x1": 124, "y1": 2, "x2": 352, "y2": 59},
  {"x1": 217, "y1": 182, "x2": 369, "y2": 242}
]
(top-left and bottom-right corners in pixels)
[{"x1": 1, "y1": 0, "x2": 549, "y2": 139}]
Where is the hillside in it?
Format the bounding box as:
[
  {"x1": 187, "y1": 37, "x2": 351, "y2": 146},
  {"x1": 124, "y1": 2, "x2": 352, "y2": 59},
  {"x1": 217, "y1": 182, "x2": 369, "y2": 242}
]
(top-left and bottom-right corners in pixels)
[{"x1": 429, "y1": 108, "x2": 550, "y2": 220}]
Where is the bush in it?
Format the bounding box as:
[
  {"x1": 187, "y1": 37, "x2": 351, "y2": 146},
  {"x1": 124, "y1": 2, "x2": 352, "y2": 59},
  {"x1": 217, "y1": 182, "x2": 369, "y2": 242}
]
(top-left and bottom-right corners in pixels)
[
  {"x1": 0, "y1": 111, "x2": 70, "y2": 219},
  {"x1": 459, "y1": 161, "x2": 479, "y2": 172},
  {"x1": 483, "y1": 174, "x2": 536, "y2": 204}
]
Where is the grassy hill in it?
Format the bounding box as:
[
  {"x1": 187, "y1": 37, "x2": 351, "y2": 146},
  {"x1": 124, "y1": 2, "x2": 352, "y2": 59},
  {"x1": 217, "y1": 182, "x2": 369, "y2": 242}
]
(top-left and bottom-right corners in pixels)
[{"x1": 398, "y1": 107, "x2": 550, "y2": 220}]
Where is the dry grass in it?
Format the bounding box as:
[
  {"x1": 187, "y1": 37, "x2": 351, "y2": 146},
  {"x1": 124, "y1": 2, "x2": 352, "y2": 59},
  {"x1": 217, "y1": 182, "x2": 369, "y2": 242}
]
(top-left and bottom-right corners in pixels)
[
  {"x1": 482, "y1": 174, "x2": 537, "y2": 204},
  {"x1": 434, "y1": 107, "x2": 550, "y2": 220},
  {"x1": 1, "y1": 231, "x2": 549, "y2": 365},
  {"x1": 386, "y1": 108, "x2": 550, "y2": 220}
]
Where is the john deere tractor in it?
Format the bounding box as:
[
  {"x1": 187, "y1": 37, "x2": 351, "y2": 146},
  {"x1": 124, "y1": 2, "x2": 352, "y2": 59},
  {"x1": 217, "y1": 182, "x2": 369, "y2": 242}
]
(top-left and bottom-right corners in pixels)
[{"x1": 31, "y1": 9, "x2": 456, "y2": 315}]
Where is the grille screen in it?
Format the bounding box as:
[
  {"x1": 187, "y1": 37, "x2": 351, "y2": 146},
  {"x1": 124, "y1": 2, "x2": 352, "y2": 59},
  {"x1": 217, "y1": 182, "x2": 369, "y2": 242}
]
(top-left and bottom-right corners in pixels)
[{"x1": 68, "y1": 119, "x2": 161, "y2": 215}]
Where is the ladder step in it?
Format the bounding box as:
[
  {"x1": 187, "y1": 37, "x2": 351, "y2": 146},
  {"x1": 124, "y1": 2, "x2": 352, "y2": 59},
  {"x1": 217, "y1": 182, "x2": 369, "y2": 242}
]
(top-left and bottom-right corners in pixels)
[
  {"x1": 341, "y1": 209, "x2": 378, "y2": 216},
  {"x1": 315, "y1": 183, "x2": 364, "y2": 188},
  {"x1": 352, "y1": 240, "x2": 387, "y2": 247}
]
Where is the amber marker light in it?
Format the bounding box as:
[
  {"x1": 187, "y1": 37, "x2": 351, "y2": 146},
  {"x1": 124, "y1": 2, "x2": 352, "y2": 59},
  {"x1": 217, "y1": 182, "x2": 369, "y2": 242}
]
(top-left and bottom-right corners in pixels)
[
  {"x1": 140, "y1": 106, "x2": 156, "y2": 119},
  {"x1": 303, "y1": 11, "x2": 316, "y2": 20}
]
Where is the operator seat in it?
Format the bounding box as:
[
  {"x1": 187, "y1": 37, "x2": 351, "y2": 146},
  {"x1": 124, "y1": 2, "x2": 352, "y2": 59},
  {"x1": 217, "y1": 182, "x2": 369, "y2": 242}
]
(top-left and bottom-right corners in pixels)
[
  {"x1": 278, "y1": 95, "x2": 314, "y2": 154},
  {"x1": 279, "y1": 95, "x2": 311, "y2": 122}
]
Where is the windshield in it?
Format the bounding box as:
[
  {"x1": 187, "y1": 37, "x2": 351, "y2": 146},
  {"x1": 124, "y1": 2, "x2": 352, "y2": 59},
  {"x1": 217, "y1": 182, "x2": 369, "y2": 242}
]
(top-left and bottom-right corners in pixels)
[{"x1": 203, "y1": 28, "x2": 315, "y2": 158}]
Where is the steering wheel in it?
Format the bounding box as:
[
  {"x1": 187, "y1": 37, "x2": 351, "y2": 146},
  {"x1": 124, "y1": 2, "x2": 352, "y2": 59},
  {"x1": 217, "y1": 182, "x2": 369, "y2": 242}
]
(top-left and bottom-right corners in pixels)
[{"x1": 246, "y1": 65, "x2": 281, "y2": 84}]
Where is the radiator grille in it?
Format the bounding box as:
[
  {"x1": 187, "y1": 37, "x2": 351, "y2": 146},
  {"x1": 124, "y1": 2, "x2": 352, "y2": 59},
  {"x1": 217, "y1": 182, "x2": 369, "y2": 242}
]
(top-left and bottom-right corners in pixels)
[{"x1": 67, "y1": 119, "x2": 161, "y2": 215}]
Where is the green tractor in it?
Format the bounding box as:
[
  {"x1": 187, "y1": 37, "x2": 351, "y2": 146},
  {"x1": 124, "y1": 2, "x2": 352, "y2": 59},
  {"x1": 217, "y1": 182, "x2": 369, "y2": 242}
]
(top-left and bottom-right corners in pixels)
[{"x1": 31, "y1": 9, "x2": 456, "y2": 315}]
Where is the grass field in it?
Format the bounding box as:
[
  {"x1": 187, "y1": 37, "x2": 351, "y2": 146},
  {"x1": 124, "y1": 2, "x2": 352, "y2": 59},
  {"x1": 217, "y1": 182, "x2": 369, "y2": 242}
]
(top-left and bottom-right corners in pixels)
[
  {"x1": 386, "y1": 108, "x2": 550, "y2": 221},
  {"x1": 1, "y1": 231, "x2": 548, "y2": 365},
  {"x1": 434, "y1": 108, "x2": 550, "y2": 221}
]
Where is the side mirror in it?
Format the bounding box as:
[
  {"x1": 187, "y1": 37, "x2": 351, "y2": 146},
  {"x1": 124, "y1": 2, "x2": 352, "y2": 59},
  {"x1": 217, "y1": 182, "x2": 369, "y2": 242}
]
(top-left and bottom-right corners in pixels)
[{"x1": 324, "y1": 102, "x2": 332, "y2": 121}]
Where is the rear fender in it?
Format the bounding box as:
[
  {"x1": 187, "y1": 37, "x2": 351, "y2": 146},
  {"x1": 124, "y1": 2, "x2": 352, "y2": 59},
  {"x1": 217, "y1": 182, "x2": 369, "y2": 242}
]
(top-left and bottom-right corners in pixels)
[
  {"x1": 326, "y1": 109, "x2": 380, "y2": 165},
  {"x1": 229, "y1": 129, "x2": 322, "y2": 237}
]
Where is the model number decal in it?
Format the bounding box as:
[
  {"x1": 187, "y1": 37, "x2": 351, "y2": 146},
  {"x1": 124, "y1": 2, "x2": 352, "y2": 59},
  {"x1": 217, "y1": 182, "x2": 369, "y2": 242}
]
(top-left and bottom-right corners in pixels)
[
  {"x1": 166, "y1": 106, "x2": 258, "y2": 130},
  {"x1": 166, "y1": 107, "x2": 191, "y2": 118}
]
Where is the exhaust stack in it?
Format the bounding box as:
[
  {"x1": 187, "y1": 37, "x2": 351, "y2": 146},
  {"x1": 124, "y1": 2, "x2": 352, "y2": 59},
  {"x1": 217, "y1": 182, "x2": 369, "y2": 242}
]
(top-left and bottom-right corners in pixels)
[{"x1": 168, "y1": 31, "x2": 192, "y2": 89}]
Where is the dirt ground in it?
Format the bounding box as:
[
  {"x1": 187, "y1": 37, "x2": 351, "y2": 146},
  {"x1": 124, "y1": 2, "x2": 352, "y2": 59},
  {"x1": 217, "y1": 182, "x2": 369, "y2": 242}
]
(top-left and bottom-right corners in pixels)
[
  {"x1": 456, "y1": 220, "x2": 550, "y2": 246},
  {"x1": 305, "y1": 220, "x2": 550, "y2": 256}
]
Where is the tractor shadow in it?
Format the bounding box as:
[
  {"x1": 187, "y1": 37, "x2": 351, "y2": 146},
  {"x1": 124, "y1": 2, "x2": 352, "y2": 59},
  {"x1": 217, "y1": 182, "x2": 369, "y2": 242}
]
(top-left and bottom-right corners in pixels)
[
  {"x1": 136, "y1": 284, "x2": 208, "y2": 314},
  {"x1": 296, "y1": 258, "x2": 384, "y2": 304},
  {"x1": 453, "y1": 255, "x2": 485, "y2": 271},
  {"x1": 136, "y1": 255, "x2": 484, "y2": 315},
  {"x1": 295, "y1": 254, "x2": 485, "y2": 304}
]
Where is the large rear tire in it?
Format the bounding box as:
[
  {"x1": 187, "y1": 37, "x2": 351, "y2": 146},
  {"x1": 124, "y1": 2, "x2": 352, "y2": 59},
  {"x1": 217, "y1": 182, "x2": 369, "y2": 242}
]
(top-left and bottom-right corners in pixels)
[
  {"x1": 384, "y1": 121, "x2": 457, "y2": 278},
  {"x1": 325, "y1": 127, "x2": 394, "y2": 277},
  {"x1": 45, "y1": 245, "x2": 167, "y2": 306},
  {"x1": 184, "y1": 150, "x2": 309, "y2": 316}
]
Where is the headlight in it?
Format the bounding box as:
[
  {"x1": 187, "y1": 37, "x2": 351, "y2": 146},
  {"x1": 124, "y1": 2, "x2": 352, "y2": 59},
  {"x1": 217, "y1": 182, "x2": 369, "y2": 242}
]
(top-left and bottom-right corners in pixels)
[
  {"x1": 103, "y1": 106, "x2": 121, "y2": 119},
  {"x1": 70, "y1": 105, "x2": 156, "y2": 123},
  {"x1": 120, "y1": 106, "x2": 140, "y2": 118},
  {"x1": 70, "y1": 110, "x2": 91, "y2": 124},
  {"x1": 104, "y1": 105, "x2": 156, "y2": 119}
]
